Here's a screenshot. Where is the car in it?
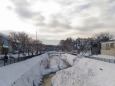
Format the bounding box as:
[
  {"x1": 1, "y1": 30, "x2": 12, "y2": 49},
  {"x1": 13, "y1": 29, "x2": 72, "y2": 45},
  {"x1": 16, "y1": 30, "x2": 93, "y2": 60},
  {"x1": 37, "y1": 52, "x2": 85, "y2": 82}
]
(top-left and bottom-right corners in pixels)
[{"x1": 71, "y1": 50, "x2": 78, "y2": 55}]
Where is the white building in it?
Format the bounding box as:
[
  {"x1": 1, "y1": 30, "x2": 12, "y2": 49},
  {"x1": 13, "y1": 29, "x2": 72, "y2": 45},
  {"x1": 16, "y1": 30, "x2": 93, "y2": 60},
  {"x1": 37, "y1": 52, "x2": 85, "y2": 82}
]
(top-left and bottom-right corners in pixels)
[{"x1": 101, "y1": 40, "x2": 115, "y2": 56}]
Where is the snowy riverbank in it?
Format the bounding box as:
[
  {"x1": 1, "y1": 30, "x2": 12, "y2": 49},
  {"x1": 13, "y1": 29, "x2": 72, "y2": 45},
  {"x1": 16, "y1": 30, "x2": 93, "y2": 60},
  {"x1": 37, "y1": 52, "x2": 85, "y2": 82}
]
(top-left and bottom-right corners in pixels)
[
  {"x1": 0, "y1": 52, "x2": 76, "y2": 86},
  {"x1": 52, "y1": 56, "x2": 115, "y2": 86},
  {"x1": 0, "y1": 53, "x2": 49, "y2": 86}
]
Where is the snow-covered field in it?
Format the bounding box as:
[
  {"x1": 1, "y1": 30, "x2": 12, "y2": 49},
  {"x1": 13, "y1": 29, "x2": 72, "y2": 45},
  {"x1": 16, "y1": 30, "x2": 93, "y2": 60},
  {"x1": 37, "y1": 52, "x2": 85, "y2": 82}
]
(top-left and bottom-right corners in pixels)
[{"x1": 52, "y1": 55, "x2": 115, "y2": 86}]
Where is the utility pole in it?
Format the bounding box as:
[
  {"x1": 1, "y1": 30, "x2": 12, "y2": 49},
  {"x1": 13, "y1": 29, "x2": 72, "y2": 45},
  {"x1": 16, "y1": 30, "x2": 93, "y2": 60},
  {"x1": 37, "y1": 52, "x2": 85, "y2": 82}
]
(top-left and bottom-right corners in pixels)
[
  {"x1": 36, "y1": 27, "x2": 37, "y2": 41},
  {"x1": 36, "y1": 27, "x2": 38, "y2": 55}
]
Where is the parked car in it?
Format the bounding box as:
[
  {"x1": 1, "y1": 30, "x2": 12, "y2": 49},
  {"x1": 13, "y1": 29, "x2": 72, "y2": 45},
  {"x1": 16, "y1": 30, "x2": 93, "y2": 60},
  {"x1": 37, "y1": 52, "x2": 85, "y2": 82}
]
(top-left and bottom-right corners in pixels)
[{"x1": 71, "y1": 50, "x2": 78, "y2": 55}]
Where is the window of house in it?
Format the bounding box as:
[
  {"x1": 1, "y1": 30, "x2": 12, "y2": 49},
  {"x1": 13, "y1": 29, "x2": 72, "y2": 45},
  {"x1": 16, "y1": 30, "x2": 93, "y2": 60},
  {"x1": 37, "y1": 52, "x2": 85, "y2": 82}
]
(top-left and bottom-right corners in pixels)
[{"x1": 110, "y1": 43, "x2": 114, "y2": 48}]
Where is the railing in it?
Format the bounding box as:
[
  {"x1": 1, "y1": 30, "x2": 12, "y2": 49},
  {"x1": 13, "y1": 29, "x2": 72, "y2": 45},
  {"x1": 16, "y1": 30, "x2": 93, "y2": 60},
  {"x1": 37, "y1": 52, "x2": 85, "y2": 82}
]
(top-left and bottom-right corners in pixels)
[
  {"x1": 0, "y1": 53, "x2": 43, "y2": 67},
  {"x1": 47, "y1": 52, "x2": 65, "y2": 58},
  {"x1": 85, "y1": 56, "x2": 115, "y2": 64}
]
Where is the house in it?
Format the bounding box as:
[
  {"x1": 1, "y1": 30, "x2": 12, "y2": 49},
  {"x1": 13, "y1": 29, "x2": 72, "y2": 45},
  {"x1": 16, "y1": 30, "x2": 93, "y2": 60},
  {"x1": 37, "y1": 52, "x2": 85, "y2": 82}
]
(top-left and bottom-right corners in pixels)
[
  {"x1": 101, "y1": 40, "x2": 115, "y2": 56},
  {"x1": 0, "y1": 33, "x2": 9, "y2": 54}
]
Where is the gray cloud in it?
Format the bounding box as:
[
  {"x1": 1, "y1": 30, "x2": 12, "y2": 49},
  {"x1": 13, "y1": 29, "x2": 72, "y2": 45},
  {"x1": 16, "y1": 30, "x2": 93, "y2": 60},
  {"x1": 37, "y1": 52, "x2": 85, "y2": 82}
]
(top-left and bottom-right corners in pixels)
[
  {"x1": 11, "y1": 0, "x2": 31, "y2": 18},
  {"x1": 48, "y1": 14, "x2": 72, "y2": 29},
  {"x1": 9, "y1": 0, "x2": 115, "y2": 44},
  {"x1": 73, "y1": 16, "x2": 115, "y2": 33},
  {"x1": 81, "y1": 3, "x2": 91, "y2": 9},
  {"x1": 15, "y1": 7, "x2": 33, "y2": 18},
  {"x1": 10, "y1": 0, "x2": 45, "y2": 26}
]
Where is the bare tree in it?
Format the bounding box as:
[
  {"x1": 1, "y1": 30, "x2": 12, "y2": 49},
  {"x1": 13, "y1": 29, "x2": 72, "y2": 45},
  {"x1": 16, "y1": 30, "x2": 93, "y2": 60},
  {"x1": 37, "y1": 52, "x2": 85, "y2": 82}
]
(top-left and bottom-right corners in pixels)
[
  {"x1": 59, "y1": 37, "x2": 73, "y2": 52},
  {"x1": 8, "y1": 31, "x2": 43, "y2": 58},
  {"x1": 25, "y1": 37, "x2": 34, "y2": 56},
  {"x1": 32, "y1": 40, "x2": 43, "y2": 54},
  {"x1": 17, "y1": 32, "x2": 30, "y2": 53},
  {"x1": 59, "y1": 40, "x2": 65, "y2": 51},
  {"x1": 93, "y1": 32, "x2": 113, "y2": 42},
  {"x1": 8, "y1": 32, "x2": 19, "y2": 53}
]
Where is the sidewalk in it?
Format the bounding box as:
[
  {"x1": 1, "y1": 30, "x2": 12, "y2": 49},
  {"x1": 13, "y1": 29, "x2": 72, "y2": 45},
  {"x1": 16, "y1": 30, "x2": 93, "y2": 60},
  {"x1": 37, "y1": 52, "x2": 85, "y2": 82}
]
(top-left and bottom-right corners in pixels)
[
  {"x1": 0, "y1": 54, "x2": 42, "y2": 67},
  {"x1": 85, "y1": 55, "x2": 115, "y2": 64},
  {"x1": 92, "y1": 55, "x2": 115, "y2": 60}
]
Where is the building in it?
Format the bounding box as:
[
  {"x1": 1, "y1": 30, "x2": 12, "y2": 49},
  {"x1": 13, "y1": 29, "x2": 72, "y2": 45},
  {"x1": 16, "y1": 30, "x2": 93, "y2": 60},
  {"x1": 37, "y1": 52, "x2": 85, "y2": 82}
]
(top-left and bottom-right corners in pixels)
[
  {"x1": 101, "y1": 40, "x2": 115, "y2": 56},
  {"x1": 0, "y1": 33, "x2": 9, "y2": 54}
]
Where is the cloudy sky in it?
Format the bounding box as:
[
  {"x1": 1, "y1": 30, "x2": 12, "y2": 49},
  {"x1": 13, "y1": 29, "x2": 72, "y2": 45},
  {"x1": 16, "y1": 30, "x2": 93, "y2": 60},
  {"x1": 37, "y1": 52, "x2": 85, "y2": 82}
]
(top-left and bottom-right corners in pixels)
[{"x1": 0, "y1": 0, "x2": 115, "y2": 45}]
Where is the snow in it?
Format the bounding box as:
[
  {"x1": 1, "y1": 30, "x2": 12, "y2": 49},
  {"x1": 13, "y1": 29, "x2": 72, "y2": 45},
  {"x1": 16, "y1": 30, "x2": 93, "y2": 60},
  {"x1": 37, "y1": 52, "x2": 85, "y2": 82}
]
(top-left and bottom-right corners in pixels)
[
  {"x1": 44, "y1": 53, "x2": 76, "y2": 73},
  {"x1": 60, "y1": 54, "x2": 76, "y2": 66},
  {"x1": 0, "y1": 53, "x2": 35, "y2": 59},
  {"x1": 0, "y1": 53, "x2": 38, "y2": 67},
  {"x1": 0, "y1": 54, "x2": 48, "y2": 86},
  {"x1": 2, "y1": 51, "x2": 115, "y2": 86},
  {"x1": 0, "y1": 52, "x2": 74, "y2": 86},
  {"x1": 92, "y1": 54, "x2": 115, "y2": 60},
  {"x1": 52, "y1": 55, "x2": 115, "y2": 86}
]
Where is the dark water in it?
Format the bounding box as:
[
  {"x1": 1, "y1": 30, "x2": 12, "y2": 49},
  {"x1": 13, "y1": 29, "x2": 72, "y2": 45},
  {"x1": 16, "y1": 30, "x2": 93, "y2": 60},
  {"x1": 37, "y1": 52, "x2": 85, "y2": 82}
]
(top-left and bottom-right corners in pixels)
[{"x1": 40, "y1": 73, "x2": 55, "y2": 86}]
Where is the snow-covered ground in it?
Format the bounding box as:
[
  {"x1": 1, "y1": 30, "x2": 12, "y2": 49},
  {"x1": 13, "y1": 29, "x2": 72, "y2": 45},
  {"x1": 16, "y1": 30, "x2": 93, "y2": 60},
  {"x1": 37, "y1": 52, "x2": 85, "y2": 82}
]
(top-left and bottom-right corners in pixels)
[
  {"x1": 92, "y1": 54, "x2": 115, "y2": 59},
  {"x1": 2, "y1": 51, "x2": 115, "y2": 86},
  {"x1": 0, "y1": 53, "x2": 49, "y2": 86},
  {"x1": 0, "y1": 52, "x2": 75, "y2": 86},
  {"x1": 42, "y1": 53, "x2": 76, "y2": 74},
  {"x1": 52, "y1": 55, "x2": 115, "y2": 86}
]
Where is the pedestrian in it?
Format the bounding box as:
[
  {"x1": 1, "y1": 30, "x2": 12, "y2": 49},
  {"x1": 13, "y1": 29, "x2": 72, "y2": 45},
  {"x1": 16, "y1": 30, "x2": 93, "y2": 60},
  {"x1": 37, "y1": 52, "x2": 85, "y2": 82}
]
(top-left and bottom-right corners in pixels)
[{"x1": 4, "y1": 54, "x2": 8, "y2": 63}]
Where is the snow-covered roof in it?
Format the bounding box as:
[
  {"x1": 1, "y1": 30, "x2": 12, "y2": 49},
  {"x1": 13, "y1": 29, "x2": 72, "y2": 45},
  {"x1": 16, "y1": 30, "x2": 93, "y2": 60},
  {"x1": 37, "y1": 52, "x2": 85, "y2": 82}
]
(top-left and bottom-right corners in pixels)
[{"x1": 101, "y1": 40, "x2": 115, "y2": 44}]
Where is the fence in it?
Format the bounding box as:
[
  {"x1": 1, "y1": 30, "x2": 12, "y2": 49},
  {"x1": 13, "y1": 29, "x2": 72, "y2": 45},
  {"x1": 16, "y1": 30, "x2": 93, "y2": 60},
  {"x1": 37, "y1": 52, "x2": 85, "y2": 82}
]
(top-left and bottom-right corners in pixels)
[
  {"x1": 85, "y1": 56, "x2": 115, "y2": 64},
  {"x1": 47, "y1": 52, "x2": 65, "y2": 58},
  {"x1": 0, "y1": 53, "x2": 43, "y2": 67}
]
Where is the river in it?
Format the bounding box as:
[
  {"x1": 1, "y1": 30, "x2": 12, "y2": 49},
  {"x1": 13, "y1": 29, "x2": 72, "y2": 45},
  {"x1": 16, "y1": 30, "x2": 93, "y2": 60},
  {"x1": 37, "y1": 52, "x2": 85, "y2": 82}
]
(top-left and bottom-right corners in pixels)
[{"x1": 39, "y1": 73, "x2": 55, "y2": 86}]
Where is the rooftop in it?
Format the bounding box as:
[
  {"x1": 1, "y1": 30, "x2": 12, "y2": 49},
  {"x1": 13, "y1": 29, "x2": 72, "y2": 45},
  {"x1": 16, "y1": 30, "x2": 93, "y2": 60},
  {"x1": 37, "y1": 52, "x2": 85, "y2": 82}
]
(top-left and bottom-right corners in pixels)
[{"x1": 101, "y1": 40, "x2": 115, "y2": 43}]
